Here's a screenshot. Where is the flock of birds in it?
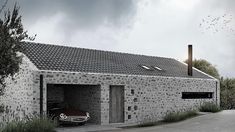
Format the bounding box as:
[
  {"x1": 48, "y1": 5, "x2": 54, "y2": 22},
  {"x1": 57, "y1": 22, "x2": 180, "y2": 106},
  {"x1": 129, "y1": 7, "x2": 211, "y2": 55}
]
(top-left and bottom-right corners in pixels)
[{"x1": 199, "y1": 13, "x2": 235, "y2": 36}]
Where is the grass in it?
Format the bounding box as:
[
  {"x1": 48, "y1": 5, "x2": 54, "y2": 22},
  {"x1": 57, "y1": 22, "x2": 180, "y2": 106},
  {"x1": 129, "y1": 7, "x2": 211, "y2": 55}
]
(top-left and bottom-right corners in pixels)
[
  {"x1": 124, "y1": 103, "x2": 221, "y2": 128},
  {"x1": 1, "y1": 117, "x2": 56, "y2": 132},
  {"x1": 199, "y1": 102, "x2": 221, "y2": 113},
  {"x1": 119, "y1": 120, "x2": 165, "y2": 128},
  {"x1": 1, "y1": 121, "x2": 26, "y2": 132},
  {"x1": 137, "y1": 121, "x2": 164, "y2": 127},
  {"x1": 163, "y1": 110, "x2": 198, "y2": 123},
  {"x1": 124, "y1": 110, "x2": 199, "y2": 128}
]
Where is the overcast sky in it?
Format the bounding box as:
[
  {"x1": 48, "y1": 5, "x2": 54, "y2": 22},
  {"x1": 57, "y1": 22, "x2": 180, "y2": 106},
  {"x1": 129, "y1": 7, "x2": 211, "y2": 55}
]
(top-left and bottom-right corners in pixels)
[{"x1": 4, "y1": 0, "x2": 235, "y2": 77}]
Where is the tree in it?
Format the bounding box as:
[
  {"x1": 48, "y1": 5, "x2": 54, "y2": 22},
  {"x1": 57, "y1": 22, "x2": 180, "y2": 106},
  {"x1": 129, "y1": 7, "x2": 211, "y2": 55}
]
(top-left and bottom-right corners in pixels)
[
  {"x1": 185, "y1": 59, "x2": 220, "y2": 79},
  {"x1": 0, "y1": 1, "x2": 35, "y2": 95},
  {"x1": 184, "y1": 59, "x2": 235, "y2": 110},
  {"x1": 220, "y1": 78, "x2": 235, "y2": 109}
]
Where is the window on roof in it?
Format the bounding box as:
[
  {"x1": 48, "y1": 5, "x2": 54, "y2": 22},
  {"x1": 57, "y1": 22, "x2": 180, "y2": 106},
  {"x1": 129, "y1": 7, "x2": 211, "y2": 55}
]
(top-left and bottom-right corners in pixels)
[
  {"x1": 153, "y1": 66, "x2": 162, "y2": 71},
  {"x1": 141, "y1": 65, "x2": 151, "y2": 70}
]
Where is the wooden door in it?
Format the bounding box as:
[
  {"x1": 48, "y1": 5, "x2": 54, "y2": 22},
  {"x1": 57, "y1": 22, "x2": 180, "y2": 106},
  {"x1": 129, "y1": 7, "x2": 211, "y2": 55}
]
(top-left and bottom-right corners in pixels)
[{"x1": 109, "y1": 85, "x2": 124, "y2": 123}]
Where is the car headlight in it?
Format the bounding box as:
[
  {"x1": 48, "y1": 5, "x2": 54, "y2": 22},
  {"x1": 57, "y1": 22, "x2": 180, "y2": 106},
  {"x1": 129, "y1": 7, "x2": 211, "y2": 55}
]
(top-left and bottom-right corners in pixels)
[
  {"x1": 86, "y1": 112, "x2": 90, "y2": 119},
  {"x1": 60, "y1": 113, "x2": 67, "y2": 120}
]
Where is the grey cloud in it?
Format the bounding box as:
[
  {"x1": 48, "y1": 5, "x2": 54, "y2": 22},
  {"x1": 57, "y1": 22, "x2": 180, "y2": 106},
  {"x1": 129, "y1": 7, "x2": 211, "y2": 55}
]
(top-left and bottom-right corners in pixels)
[
  {"x1": 212, "y1": 0, "x2": 235, "y2": 12},
  {"x1": 7, "y1": 0, "x2": 138, "y2": 29}
]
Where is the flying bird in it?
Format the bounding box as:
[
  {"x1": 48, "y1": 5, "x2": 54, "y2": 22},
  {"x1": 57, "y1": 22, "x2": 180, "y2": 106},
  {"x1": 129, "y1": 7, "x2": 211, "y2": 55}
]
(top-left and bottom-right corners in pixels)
[{"x1": 199, "y1": 13, "x2": 234, "y2": 36}]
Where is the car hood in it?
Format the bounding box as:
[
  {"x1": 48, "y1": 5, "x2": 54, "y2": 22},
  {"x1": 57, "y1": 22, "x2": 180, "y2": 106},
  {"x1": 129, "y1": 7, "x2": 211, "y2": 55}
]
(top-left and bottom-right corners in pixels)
[{"x1": 62, "y1": 109, "x2": 87, "y2": 116}]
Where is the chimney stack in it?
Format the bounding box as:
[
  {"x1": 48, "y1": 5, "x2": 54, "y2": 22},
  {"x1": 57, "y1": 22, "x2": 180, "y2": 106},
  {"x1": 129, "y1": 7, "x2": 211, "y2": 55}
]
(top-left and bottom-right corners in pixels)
[{"x1": 188, "y1": 45, "x2": 193, "y2": 76}]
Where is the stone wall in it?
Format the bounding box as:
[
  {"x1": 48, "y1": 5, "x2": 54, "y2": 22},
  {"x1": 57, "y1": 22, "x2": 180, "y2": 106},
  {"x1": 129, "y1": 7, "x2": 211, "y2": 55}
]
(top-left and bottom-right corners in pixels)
[
  {"x1": 0, "y1": 55, "x2": 219, "y2": 125},
  {"x1": 40, "y1": 70, "x2": 219, "y2": 125},
  {"x1": 0, "y1": 54, "x2": 39, "y2": 125}
]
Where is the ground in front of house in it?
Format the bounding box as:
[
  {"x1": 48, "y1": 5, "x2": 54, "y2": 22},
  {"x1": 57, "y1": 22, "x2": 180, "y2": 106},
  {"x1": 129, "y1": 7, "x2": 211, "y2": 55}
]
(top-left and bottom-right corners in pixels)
[{"x1": 56, "y1": 110, "x2": 235, "y2": 132}]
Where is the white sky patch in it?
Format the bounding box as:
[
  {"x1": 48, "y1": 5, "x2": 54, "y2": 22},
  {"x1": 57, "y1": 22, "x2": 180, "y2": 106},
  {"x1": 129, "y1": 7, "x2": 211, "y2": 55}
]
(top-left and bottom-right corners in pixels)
[
  {"x1": 116, "y1": 0, "x2": 235, "y2": 77},
  {"x1": 116, "y1": 0, "x2": 199, "y2": 57},
  {"x1": 163, "y1": 0, "x2": 201, "y2": 10},
  {"x1": 69, "y1": 24, "x2": 123, "y2": 51},
  {"x1": 26, "y1": 12, "x2": 68, "y2": 44}
]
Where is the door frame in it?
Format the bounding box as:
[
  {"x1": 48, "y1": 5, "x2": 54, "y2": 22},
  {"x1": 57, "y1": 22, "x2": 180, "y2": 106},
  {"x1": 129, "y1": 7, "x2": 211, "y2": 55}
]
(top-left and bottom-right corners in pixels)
[{"x1": 109, "y1": 85, "x2": 125, "y2": 123}]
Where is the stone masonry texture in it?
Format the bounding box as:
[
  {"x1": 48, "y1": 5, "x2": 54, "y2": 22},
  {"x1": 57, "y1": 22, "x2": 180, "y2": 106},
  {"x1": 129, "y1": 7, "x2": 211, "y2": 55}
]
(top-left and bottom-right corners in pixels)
[{"x1": 0, "y1": 55, "x2": 220, "y2": 125}]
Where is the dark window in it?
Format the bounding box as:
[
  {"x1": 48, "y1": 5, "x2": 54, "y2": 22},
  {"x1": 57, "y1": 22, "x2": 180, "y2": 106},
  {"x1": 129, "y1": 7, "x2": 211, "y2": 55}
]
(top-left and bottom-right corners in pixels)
[
  {"x1": 133, "y1": 98, "x2": 138, "y2": 102},
  {"x1": 131, "y1": 89, "x2": 135, "y2": 95},
  {"x1": 182, "y1": 92, "x2": 213, "y2": 99},
  {"x1": 128, "y1": 106, "x2": 131, "y2": 111},
  {"x1": 134, "y1": 105, "x2": 138, "y2": 110}
]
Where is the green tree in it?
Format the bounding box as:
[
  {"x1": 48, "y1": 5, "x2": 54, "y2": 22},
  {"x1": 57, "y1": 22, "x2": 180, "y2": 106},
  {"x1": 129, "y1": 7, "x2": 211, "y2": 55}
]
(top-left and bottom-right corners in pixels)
[
  {"x1": 220, "y1": 78, "x2": 235, "y2": 109},
  {"x1": 185, "y1": 59, "x2": 220, "y2": 79},
  {"x1": 184, "y1": 59, "x2": 235, "y2": 110},
  {"x1": 0, "y1": 1, "x2": 35, "y2": 95}
]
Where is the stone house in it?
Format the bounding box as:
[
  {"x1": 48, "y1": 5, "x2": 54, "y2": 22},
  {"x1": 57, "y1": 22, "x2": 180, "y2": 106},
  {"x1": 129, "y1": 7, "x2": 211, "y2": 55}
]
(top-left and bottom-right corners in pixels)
[{"x1": 0, "y1": 42, "x2": 219, "y2": 125}]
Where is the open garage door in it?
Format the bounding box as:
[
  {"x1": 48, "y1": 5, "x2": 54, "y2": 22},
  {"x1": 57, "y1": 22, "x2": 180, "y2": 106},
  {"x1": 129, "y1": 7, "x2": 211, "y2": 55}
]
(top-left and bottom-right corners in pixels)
[{"x1": 47, "y1": 84, "x2": 101, "y2": 124}]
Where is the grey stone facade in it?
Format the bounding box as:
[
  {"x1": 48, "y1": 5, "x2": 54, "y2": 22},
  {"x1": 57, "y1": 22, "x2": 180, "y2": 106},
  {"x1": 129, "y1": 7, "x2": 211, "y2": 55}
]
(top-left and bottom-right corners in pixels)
[
  {"x1": 0, "y1": 54, "x2": 39, "y2": 124},
  {"x1": 0, "y1": 55, "x2": 220, "y2": 125}
]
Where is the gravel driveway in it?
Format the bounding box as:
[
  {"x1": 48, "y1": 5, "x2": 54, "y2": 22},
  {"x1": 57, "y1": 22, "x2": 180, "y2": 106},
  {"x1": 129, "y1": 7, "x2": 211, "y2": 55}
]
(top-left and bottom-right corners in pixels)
[
  {"x1": 111, "y1": 110, "x2": 235, "y2": 132},
  {"x1": 57, "y1": 110, "x2": 235, "y2": 132}
]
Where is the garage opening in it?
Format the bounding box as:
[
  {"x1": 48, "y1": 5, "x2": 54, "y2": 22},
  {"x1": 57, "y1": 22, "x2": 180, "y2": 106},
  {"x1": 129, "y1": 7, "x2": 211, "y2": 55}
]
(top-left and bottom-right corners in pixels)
[{"x1": 46, "y1": 84, "x2": 101, "y2": 124}]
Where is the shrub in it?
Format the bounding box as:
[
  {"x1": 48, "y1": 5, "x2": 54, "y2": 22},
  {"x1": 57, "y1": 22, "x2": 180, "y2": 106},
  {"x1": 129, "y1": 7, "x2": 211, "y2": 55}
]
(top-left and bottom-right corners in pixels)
[
  {"x1": 137, "y1": 121, "x2": 163, "y2": 127},
  {"x1": 163, "y1": 110, "x2": 198, "y2": 122},
  {"x1": 1, "y1": 121, "x2": 25, "y2": 132},
  {"x1": 220, "y1": 78, "x2": 235, "y2": 110},
  {"x1": 1, "y1": 117, "x2": 56, "y2": 132},
  {"x1": 25, "y1": 118, "x2": 56, "y2": 132},
  {"x1": 199, "y1": 102, "x2": 221, "y2": 113}
]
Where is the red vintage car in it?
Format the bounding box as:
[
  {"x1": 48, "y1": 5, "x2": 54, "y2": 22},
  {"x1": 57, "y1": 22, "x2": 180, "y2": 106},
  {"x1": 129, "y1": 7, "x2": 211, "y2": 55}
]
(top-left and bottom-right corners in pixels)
[{"x1": 48, "y1": 102, "x2": 90, "y2": 125}]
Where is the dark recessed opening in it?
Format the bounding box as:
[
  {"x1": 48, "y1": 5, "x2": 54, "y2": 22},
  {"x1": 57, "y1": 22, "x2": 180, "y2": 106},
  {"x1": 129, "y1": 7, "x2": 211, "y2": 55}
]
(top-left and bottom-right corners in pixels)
[
  {"x1": 128, "y1": 115, "x2": 131, "y2": 119},
  {"x1": 47, "y1": 84, "x2": 101, "y2": 124},
  {"x1": 134, "y1": 105, "x2": 138, "y2": 110},
  {"x1": 131, "y1": 89, "x2": 135, "y2": 95},
  {"x1": 128, "y1": 106, "x2": 131, "y2": 111},
  {"x1": 133, "y1": 98, "x2": 138, "y2": 102},
  {"x1": 182, "y1": 92, "x2": 213, "y2": 99}
]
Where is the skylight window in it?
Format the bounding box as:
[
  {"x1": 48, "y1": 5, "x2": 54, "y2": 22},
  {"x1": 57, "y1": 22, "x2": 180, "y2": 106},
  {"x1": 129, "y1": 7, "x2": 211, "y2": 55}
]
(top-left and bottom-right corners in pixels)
[
  {"x1": 153, "y1": 66, "x2": 162, "y2": 71},
  {"x1": 141, "y1": 65, "x2": 151, "y2": 70}
]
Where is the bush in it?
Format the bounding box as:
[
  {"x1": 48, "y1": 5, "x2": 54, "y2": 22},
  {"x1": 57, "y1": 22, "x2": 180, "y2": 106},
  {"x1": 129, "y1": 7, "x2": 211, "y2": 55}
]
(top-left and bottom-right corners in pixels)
[
  {"x1": 1, "y1": 121, "x2": 25, "y2": 132},
  {"x1": 220, "y1": 78, "x2": 235, "y2": 110},
  {"x1": 163, "y1": 110, "x2": 198, "y2": 122},
  {"x1": 137, "y1": 121, "x2": 163, "y2": 127},
  {"x1": 1, "y1": 117, "x2": 56, "y2": 132},
  {"x1": 199, "y1": 102, "x2": 221, "y2": 113},
  {"x1": 25, "y1": 118, "x2": 56, "y2": 132}
]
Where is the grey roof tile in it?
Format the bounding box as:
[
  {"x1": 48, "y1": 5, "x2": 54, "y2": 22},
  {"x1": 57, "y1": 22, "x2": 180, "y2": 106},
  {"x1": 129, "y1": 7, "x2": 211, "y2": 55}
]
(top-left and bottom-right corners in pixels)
[{"x1": 20, "y1": 42, "x2": 212, "y2": 79}]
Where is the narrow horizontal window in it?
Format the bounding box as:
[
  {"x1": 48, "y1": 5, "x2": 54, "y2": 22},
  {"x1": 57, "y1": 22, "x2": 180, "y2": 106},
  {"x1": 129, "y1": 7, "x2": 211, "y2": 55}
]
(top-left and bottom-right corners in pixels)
[{"x1": 182, "y1": 92, "x2": 213, "y2": 99}]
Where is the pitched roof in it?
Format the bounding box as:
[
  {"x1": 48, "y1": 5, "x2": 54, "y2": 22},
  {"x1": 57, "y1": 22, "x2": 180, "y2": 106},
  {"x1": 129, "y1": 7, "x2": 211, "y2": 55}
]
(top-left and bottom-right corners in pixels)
[{"x1": 20, "y1": 42, "x2": 212, "y2": 79}]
